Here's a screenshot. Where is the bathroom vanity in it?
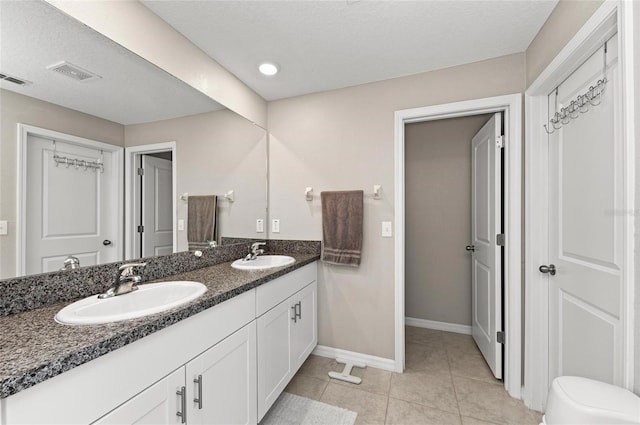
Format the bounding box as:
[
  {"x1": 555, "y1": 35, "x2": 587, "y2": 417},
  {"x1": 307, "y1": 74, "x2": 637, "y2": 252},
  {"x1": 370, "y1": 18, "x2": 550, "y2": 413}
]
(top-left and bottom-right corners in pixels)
[{"x1": 0, "y1": 248, "x2": 318, "y2": 425}]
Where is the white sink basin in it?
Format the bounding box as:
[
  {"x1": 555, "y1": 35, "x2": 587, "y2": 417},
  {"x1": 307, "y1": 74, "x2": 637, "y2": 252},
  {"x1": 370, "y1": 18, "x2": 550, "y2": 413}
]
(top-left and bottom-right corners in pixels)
[
  {"x1": 55, "y1": 281, "x2": 207, "y2": 325},
  {"x1": 231, "y1": 255, "x2": 295, "y2": 270}
]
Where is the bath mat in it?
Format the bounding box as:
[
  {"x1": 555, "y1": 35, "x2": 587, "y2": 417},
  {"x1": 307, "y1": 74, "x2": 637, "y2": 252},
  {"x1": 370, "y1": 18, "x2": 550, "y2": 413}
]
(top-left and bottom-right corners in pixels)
[{"x1": 260, "y1": 392, "x2": 357, "y2": 425}]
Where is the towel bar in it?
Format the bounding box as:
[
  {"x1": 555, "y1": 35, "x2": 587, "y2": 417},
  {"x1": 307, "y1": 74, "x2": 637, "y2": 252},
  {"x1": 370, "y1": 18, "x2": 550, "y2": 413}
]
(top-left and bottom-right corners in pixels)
[
  {"x1": 180, "y1": 191, "x2": 235, "y2": 202},
  {"x1": 305, "y1": 185, "x2": 382, "y2": 201}
]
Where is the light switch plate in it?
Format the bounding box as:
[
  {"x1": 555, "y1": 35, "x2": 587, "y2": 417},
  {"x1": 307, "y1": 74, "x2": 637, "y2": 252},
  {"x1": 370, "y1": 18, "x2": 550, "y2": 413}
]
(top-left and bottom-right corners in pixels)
[
  {"x1": 382, "y1": 221, "x2": 392, "y2": 237},
  {"x1": 177, "y1": 219, "x2": 185, "y2": 231},
  {"x1": 272, "y1": 219, "x2": 280, "y2": 233},
  {"x1": 256, "y1": 219, "x2": 264, "y2": 233},
  {"x1": 0, "y1": 220, "x2": 7, "y2": 235}
]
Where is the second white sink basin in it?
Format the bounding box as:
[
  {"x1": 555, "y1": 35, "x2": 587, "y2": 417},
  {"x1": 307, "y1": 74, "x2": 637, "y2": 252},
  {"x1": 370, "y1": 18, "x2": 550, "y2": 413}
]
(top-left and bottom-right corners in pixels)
[
  {"x1": 231, "y1": 255, "x2": 295, "y2": 270},
  {"x1": 55, "y1": 281, "x2": 207, "y2": 325}
]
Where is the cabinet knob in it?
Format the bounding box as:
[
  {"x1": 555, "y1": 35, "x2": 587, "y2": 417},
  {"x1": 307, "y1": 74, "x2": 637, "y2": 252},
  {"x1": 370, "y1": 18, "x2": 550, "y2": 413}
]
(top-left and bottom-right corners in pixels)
[{"x1": 291, "y1": 305, "x2": 298, "y2": 323}]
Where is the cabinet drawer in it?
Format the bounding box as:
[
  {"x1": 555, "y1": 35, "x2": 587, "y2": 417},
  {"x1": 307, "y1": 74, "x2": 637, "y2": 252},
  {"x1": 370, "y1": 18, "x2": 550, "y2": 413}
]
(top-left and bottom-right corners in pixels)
[{"x1": 256, "y1": 262, "x2": 317, "y2": 317}]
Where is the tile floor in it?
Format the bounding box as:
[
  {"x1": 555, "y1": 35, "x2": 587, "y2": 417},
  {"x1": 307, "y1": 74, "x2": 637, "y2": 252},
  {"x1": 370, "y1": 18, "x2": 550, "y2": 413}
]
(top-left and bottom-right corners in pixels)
[{"x1": 283, "y1": 326, "x2": 542, "y2": 425}]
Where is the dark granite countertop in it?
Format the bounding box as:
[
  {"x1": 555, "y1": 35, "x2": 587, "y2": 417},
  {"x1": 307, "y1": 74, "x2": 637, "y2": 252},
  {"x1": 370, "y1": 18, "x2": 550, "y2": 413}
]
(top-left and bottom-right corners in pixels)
[{"x1": 0, "y1": 253, "x2": 319, "y2": 399}]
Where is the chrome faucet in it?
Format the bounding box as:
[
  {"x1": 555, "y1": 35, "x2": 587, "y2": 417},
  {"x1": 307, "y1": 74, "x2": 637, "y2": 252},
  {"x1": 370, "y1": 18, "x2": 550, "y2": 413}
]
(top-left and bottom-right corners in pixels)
[
  {"x1": 98, "y1": 263, "x2": 147, "y2": 299},
  {"x1": 244, "y1": 242, "x2": 266, "y2": 261}
]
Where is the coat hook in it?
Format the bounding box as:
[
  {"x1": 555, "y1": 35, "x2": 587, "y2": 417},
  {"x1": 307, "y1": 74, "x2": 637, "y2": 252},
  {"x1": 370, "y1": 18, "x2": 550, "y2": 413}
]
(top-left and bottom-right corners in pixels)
[{"x1": 305, "y1": 187, "x2": 313, "y2": 201}]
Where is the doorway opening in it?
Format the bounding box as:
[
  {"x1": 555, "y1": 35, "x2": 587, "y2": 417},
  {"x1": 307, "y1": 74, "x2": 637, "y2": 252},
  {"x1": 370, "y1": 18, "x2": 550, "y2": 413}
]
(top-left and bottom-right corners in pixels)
[
  {"x1": 394, "y1": 94, "x2": 522, "y2": 399},
  {"x1": 404, "y1": 112, "x2": 505, "y2": 380},
  {"x1": 124, "y1": 142, "x2": 177, "y2": 260}
]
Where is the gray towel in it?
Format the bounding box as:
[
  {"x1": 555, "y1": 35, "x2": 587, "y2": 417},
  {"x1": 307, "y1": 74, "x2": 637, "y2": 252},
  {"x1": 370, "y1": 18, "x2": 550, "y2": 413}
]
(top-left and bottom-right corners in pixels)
[
  {"x1": 321, "y1": 190, "x2": 363, "y2": 266},
  {"x1": 187, "y1": 195, "x2": 217, "y2": 248}
]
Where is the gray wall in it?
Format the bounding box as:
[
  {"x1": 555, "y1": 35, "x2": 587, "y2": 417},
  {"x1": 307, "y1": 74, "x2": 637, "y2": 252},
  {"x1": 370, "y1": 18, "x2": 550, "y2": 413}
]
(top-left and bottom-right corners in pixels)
[
  {"x1": 405, "y1": 115, "x2": 491, "y2": 326},
  {"x1": 525, "y1": 0, "x2": 604, "y2": 86},
  {"x1": 268, "y1": 53, "x2": 526, "y2": 359},
  {"x1": 0, "y1": 89, "x2": 124, "y2": 279}
]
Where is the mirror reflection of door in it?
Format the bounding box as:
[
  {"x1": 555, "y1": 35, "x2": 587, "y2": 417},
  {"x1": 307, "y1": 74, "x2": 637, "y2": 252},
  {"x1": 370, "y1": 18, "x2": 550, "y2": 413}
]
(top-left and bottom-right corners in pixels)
[
  {"x1": 24, "y1": 133, "x2": 120, "y2": 274},
  {"x1": 136, "y1": 152, "x2": 173, "y2": 257}
]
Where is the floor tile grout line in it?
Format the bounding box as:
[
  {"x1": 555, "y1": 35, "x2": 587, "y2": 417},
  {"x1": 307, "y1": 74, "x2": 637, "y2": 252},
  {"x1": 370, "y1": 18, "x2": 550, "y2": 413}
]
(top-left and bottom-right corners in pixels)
[{"x1": 383, "y1": 394, "x2": 390, "y2": 425}]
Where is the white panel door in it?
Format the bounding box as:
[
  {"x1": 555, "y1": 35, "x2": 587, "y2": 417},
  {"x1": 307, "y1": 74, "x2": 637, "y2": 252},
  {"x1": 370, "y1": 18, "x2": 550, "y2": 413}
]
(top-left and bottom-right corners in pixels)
[
  {"x1": 471, "y1": 113, "x2": 503, "y2": 379},
  {"x1": 142, "y1": 155, "x2": 173, "y2": 257},
  {"x1": 94, "y1": 368, "x2": 184, "y2": 425},
  {"x1": 547, "y1": 36, "x2": 623, "y2": 385},
  {"x1": 26, "y1": 136, "x2": 119, "y2": 274},
  {"x1": 186, "y1": 322, "x2": 257, "y2": 425}
]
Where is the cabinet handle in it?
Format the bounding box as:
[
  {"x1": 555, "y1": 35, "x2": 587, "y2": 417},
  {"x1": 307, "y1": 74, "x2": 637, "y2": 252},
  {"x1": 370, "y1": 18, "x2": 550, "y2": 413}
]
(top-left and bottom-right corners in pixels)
[
  {"x1": 296, "y1": 301, "x2": 302, "y2": 319},
  {"x1": 176, "y1": 386, "x2": 187, "y2": 423},
  {"x1": 194, "y1": 374, "x2": 203, "y2": 409},
  {"x1": 291, "y1": 305, "x2": 297, "y2": 323}
]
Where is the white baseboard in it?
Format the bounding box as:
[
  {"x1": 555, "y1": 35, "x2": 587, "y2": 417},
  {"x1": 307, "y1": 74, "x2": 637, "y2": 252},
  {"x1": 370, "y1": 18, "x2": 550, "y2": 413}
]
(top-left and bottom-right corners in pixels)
[
  {"x1": 312, "y1": 345, "x2": 396, "y2": 372},
  {"x1": 405, "y1": 317, "x2": 472, "y2": 335}
]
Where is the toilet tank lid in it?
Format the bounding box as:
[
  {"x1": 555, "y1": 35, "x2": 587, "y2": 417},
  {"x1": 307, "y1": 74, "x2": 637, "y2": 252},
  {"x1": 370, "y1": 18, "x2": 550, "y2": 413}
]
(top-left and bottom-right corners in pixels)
[{"x1": 554, "y1": 376, "x2": 640, "y2": 419}]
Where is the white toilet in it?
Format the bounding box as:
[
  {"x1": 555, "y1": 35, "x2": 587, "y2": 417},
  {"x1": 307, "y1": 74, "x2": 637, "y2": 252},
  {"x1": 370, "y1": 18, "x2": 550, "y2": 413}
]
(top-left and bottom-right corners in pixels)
[{"x1": 543, "y1": 376, "x2": 640, "y2": 424}]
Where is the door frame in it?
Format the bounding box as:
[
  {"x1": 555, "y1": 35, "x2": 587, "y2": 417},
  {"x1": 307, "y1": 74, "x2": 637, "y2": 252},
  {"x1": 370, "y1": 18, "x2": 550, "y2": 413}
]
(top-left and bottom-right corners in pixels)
[
  {"x1": 394, "y1": 93, "x2": 522, "y2": 398},
  {"x1": 524, "y1": 1, "x2": 636, "y2": 411},
  {"x1": 124, "y1": 142, "x2": 177, "y2": 260},
  {"x1": 16, "y1": 124, "x2": 124, "y2": 275}
]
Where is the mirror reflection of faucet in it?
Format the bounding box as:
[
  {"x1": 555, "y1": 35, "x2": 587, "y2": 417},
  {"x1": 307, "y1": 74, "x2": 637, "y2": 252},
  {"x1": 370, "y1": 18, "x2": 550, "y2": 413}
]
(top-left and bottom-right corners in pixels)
[
  {"x1": 60, "y1": 256, "x2": 80, "y2": 271},
  {"x1": 244, "y1": 242, "x2": 266, "y2": 261},
  {"x1": 98, "y1": 263, "x2": 147, "y2": 299}
]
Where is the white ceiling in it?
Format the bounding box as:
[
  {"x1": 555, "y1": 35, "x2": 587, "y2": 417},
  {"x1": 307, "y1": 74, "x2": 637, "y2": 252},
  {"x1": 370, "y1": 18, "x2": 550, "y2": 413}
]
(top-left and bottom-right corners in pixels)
[
  {"x1": 142, "y1": 0, "x2": 558, "y2": 101},
  {"x1": 0, "y1": 0, "x2": 223, "y2": 125},
  {"x1": 1, "y1": 1, "x2": 558, "y2": 124}
]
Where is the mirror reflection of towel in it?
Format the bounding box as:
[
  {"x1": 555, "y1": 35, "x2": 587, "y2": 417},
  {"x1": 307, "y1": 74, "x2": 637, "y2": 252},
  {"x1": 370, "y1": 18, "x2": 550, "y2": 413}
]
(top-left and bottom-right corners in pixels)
[
  {"x1": 188, "y1": 195, "x2": 217, "y2": 248},
  {"x1": 321, "y1": 190, "x2": 363, "y2": 266}
]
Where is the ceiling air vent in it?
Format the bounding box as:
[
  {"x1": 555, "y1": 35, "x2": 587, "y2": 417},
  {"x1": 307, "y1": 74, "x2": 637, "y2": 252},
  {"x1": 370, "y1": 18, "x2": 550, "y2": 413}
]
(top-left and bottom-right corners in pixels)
[
  {"x1": 0, "y1": 72, "x2": 32, "y2": 86},
  {"x1": 46, "y1": 61, "x2": 101, "y2": 82}
]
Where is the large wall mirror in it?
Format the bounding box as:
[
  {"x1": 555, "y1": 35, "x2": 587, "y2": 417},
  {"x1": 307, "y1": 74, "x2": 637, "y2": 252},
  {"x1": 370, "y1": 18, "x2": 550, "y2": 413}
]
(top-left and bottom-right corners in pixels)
[{"x1": 0, "y1": 0, "x2": 267, "y2": 279}]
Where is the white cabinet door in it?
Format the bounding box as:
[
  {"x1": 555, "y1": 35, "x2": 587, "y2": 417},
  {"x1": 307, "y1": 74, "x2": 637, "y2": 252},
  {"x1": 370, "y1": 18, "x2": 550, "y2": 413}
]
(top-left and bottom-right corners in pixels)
[
  {"x1": 257, "y1": 298, "x2": 294, "y2": 420},
  {"x1": 290, "y1": 281, "x2": 317, "y2": 370},
  {"x1": 257, "y1": 280, "x2": 318, "y2": 421},
  {"x1": 186, "y1": 322, "x2": 257, "y2": 425},
  {"x1": 93, "y1": 368, "x2": 185, "y2": 425}
]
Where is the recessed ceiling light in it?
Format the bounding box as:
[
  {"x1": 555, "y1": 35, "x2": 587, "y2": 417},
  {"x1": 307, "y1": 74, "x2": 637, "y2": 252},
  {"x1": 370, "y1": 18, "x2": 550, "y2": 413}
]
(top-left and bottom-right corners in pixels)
[{"x1": 258, "y1": 62, "x2": 279, "y2": 76}]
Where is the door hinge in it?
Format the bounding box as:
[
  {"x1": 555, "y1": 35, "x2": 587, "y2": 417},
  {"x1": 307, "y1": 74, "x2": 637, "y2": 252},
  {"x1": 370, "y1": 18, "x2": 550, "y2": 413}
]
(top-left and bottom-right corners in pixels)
[
  {"x1": 137, "y1": 225, "x2": 144, "y2": 233},
  {"x1": 497, "y1": 331, "x2": 505, "y2": 344},
  {"x1": 496, "y1": 233, "x2": 505, "y2": 246},
  {"x1": 137, "y1": 167, "x2": 144, "y2": 176},
  {"x1": 496, "y1": 135, "x2": 505, "y2": 149}
]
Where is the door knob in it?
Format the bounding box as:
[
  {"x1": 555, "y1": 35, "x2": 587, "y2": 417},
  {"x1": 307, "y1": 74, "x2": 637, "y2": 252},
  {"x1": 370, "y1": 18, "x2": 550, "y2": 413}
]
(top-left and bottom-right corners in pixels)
[
  {"x1": 465, "y1": 245, "x2": 475, "y2": 252},
  {"x1": 539, "y1": 264, "x2": 556, "y2": 275},
  {"x1": 103, "y1": 240, "x2": 112, "y2": 246}
]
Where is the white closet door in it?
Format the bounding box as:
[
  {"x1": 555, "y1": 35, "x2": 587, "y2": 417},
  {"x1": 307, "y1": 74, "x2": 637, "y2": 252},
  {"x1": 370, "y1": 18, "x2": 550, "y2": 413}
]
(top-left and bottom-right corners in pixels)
[
  {"x1": 470, "y1": 113, "x2": 503, "y2": 379},
  {"x1": 25, "y1": 136, "x2": 119, "y2": 274},
  {"x1": 142, "y1": 155, "x2": 173, "y2": 257},
  {"x1": 547, "y1": 36, "x2": 623, "y2": 385}
]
